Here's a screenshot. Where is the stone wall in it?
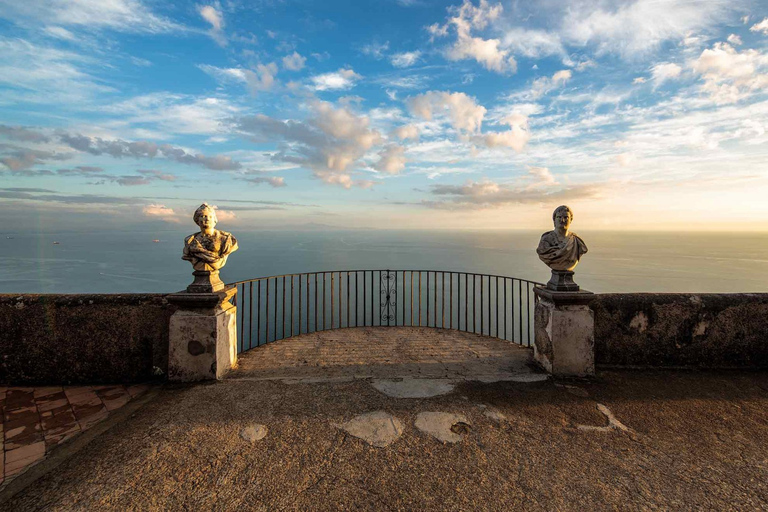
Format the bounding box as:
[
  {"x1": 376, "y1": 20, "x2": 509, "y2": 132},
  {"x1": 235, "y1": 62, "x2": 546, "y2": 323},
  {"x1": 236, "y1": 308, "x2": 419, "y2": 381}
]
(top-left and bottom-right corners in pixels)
[
  {"x1": 591, "y1": 293, "x2": 768, "y2": 368},
  {"x1": 0, "y1": 294, "x2": 175, "y2": 385}
]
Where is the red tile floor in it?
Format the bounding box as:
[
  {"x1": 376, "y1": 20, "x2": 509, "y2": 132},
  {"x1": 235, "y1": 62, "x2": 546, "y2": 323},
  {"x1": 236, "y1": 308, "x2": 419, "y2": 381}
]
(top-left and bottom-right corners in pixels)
[{"x1": 1, "y1": 384, "x2": 151, "y2": 487}]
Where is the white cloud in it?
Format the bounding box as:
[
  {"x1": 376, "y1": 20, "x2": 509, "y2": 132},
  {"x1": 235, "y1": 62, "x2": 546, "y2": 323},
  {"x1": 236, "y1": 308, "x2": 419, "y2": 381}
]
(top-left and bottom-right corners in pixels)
[
  {"x1": 751, "y1": 18, "x2": 768, "y2": 34},
  {"x1": 282, "y1": 51, "x2": 306, "y2": 71},
  {"x1": 199, "y1": 5, "x2": 226, "y2": 46},
  {"x1": 727, "y1": 34, "x2": 743, "y2": 45},
  {"x1": 0, "y1": 0, "x2": 183, "y2": 33},
  {"x1": 633, "y1": 77, "x2": 647, "y2": 84},
  {"x1": 311, "y1": 69, "x2": 361, "y2": 91},
  {"x1": 650, "y1": 62, "x2": 682, "y2": 86},
  {"x1": 479, "y1": 113, "x2": 529, "y2": 151},
  {"x1": 527, "y1": 166, "x2": 557, "y2": 186},
  {"x1": 692, "y1": 42, "x2": 768, "y2": 104},
  {"x1": 408, "y1": 91, "x2": 486, "y2": 134},
  {"x1": 104, "y1": 93, "x2": 241, "y2": 136},
  {"x1": 523, "y1": 69, "x2": 572, "y2": 99},
  {"x1": 374, "y1": 145, "x2": 407, "y2": 175},
  {"x1": 616, "y1": 152, "x2": 636, "y2": 167},
  {"x1": 244, "y1": 63, "x2": 279, "y2": 93},
  {"x1": 390, "y1": 51, "x2": 421, "y2": 68},
  {"x1": 210, "y1": 205, "x2": 236, "y2": 221},
  {"x1": 142, "y1": 204, "x2": 178, "y2": 221},
  {"x1": 394, "y1": 124, "x2": 420, "y2": 141},
  {"x1": 198, "y1": 64, "x2": 248, "y2": 84},
  {"x1": 361, "y1": 41, "x2": 389, "y2": 59},
  {"x1": 434, "y1": 0, "x2": 516, "y2": 73},
  {"x1": 42, "y1": 26, "x2": 76, "y2": 40}
]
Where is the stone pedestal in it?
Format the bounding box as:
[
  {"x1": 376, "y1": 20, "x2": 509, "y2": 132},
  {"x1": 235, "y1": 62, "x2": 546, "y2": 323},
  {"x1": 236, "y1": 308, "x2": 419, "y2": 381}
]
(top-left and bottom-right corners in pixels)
[
  {"x1": 166, "y1": 287, "x2": 237, "y2": 381},
  {"x1": 533, "y1": 287, "x2": 595, "y2": 377}
]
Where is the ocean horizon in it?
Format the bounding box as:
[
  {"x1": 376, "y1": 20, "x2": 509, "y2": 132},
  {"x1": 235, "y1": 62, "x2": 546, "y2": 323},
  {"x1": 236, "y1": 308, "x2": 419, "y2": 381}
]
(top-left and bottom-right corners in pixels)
[{"x1": 2, "y1": 229, "x2": 767, "y2": 295}]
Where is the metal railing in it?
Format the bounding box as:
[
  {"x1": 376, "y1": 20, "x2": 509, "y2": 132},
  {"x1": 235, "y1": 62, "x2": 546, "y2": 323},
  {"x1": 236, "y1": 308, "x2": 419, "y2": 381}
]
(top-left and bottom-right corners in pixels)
[{"x1": 229, "y1": 270, "x2": 544, "y2": 353}]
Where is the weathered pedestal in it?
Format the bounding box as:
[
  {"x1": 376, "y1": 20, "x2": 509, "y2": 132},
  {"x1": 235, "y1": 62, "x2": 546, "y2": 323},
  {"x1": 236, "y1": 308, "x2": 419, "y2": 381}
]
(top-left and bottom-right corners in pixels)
[
  {"x1": 166, "y1": 287, "x2": 237, "y2": 381},
  {"x1": 533, "y1": 287, "x2": 595, "y2": 377}
]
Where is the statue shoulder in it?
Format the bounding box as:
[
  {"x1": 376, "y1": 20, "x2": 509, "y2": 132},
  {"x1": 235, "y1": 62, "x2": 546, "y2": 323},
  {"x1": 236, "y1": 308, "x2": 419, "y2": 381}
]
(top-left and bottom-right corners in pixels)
[
  {"x1": 184, "y1": 233, "x2": 198, "y2": 244},
  {"x1": 539, "y1": 230, "x2": 556, "y2": 242}
]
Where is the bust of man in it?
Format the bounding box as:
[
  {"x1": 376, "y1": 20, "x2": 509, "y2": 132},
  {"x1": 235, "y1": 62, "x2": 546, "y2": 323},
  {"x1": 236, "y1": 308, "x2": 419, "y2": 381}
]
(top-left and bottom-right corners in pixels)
[
  {"x1": 182, "y1": 203, "x2": 239, "y2": 273},
  {"x1": 536, "y1": 205, "x2": 588, "y2": 271}
]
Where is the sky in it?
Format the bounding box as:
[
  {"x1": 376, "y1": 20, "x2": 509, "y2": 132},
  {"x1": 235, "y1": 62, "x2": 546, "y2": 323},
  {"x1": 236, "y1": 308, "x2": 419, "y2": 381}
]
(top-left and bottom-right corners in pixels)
[{"x1": 1, "y1": 0, "x2": 767, "y2": 233}]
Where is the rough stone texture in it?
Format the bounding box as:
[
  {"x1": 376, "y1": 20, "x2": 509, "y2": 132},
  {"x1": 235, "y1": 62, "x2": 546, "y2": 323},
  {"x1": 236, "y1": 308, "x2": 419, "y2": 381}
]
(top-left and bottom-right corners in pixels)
[
  {"x1": 336, "y1": 411, "x2": 404, "y2": 448},
  {"x1": 591, "y1": 293, "x2": 768, "y2": 368},
  {"x1": 168, "y1": 299, "x2": 237, "y2": 382},
  {"x1": 534, "y1": 295, "x2": 595, "y2": 377},
  {"x1": 3, "y1": 372, "x2": 768, "y2": 510},
  {"x1": 371, "y1": 379, "x2": 456, "y2": 398},
  {"x1": 233, "y1": 327, "x2": 534, "y2": 381},
  {"x1": 0, "y1": 295, "x2": 174, "y2": 385}
]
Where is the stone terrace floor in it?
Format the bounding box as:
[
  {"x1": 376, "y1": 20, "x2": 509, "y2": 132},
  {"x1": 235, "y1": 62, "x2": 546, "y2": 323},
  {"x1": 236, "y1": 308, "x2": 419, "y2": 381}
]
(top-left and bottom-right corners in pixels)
[
  {"x1": 233, "y1": 326, "x2": 538, "y2": 381},
  {"x1": 0, "y1": 384, "x2": 151, "y2": 490}
]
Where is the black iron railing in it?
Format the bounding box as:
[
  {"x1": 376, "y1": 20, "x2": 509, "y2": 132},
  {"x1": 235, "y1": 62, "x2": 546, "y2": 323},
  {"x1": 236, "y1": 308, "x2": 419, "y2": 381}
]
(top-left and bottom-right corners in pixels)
[{"x1": 228, "y1": 270, "x2": 544, "y2": 353}]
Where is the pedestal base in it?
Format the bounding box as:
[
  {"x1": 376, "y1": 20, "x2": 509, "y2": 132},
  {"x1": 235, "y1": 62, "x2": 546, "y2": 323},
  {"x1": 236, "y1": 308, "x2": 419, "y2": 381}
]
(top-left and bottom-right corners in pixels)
[
  {"x1": 546, "y1": 270, "x2": 580, "y2": 292},
  {"x1": 533, "y1": 287, "x2": 595, "y2": 377},
  {"x1": 187, "y1": 270, "x2": 225, "y2": 293},
  {"x1": 167, "y1": 287, "x2": 237, "y2": 381}
]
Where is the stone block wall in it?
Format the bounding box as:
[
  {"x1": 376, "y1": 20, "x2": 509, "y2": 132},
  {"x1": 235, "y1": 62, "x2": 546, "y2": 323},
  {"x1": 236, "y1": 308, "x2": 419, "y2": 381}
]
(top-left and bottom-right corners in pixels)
[
  {"x1": 0, "y1": 294, "x2": 175, "y2": 385},
  {"x1": 591, "y1": 293, "x2": 768, "y2": 368}
]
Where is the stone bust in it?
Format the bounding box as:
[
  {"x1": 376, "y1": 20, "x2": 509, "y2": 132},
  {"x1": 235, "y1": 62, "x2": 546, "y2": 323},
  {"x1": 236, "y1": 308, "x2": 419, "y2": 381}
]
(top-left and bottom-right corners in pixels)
[
  {"x1": 536, "y1": 205, "x2": 588, "y2": 271},
  {"x1": 182, "y1": 203, "x2": 239, "y2": 273}
]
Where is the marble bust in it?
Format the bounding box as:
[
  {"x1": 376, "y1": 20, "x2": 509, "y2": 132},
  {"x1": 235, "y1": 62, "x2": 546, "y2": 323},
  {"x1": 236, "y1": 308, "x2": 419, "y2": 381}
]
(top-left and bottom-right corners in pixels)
[
  {"x1": 537, "y1": 205, "x2": 587, "y2": 291},
  {"x1": 182, "y1": 203, "x2": 238, "y2": 292}
]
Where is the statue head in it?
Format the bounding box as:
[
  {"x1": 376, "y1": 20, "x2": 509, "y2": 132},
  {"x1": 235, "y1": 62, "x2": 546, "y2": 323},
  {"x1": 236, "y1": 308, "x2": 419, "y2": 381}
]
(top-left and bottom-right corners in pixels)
[
  {"x1": 552, "y1": 205, "x2": 573, "y2": 231},
  {"x1": 193, "y1": 203, "x2": 218, "y2": 230}
]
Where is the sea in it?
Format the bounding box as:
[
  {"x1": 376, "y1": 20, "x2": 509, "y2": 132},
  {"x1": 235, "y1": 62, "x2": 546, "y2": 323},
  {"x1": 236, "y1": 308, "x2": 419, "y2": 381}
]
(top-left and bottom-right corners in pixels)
[{"x1": 2, "y1": 229, "x2": 768, "y2": 295}]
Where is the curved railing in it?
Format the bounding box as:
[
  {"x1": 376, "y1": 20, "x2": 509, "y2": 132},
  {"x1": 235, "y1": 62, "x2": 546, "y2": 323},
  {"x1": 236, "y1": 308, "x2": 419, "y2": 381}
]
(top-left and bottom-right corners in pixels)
[{"x1": 229, "y1": 270, "x2": 544, "y2": 353}]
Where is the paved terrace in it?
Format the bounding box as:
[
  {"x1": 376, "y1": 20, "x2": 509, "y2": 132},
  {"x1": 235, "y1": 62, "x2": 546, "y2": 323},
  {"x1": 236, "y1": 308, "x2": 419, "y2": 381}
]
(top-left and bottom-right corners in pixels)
[{"x1": 1, "y1": 328, "x2": 767, "y2": 510}]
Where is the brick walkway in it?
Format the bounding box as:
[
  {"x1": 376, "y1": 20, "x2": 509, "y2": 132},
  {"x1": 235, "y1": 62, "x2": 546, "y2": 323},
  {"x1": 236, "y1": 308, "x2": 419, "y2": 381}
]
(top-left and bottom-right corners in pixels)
[
  {"x1": 1, "y1": 384, "x2": 151, "y2": 488},
  {"x1": 233, "y1": 327, "x2": 534, "y2": 380}
]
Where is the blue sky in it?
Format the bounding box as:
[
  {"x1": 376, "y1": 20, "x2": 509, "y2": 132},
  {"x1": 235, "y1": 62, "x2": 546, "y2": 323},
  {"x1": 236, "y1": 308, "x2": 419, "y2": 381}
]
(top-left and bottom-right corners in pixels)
[{"x1": 1, "y1": 0, "x2": 767, "y2": 232}]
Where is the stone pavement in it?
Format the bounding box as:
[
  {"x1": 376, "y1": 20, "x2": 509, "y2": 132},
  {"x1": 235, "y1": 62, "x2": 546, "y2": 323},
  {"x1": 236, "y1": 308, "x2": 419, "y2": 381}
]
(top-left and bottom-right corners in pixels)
[
  {"x1": 2, "y1": 371, "x2": 767, "y2": 510},
  {"x1": 233, "y1": 327, "x2": 535, "y2": 381},
  {"x1": 0, "y1": 384, "x2": 151, "y2": 489}
]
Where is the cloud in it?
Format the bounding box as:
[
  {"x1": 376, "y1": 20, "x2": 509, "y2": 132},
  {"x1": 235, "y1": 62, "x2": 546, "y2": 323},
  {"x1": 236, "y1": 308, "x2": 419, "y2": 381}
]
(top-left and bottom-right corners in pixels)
[
  {"x1": 692, "y1": 42, "x2": 768, "y2": 104},
  {"x1": 751, "y1": 18, "x2": 768, "y2": 34},
  {"x1": 0, "y1": 0, "x2": 183, "y2": 34},
  {"x1": 373, "y1": 145, "x2": 406, "y2": 175},
  {"x1": 234, "y1": 100, "x2": 383, "y2": 187},
  {"x1": 408, "y1": 91, "x2": 486, "y2": 134},
  {"x1": 55, "y1": 166, "x2": 105, "y2": 176},
  {"x1": 478, "y1": 113, "x2": 529, "y2": 151},
  {"x1": 394, "y1": 124, "x2": 420, "y2": 141},
  {"x1": 633, "y1": 77, "x2": 647, "y2": 84},
  {"x1": 0, "y1": 125, "x2": 50, "y2": 143},
  {"x1": 311, "y1": 69, "x2": 361, "y2": 91},
  {"x1": 243, "y1": 172, "x2": 287, "y2": 187},
  {"x1": 244, "y1": 63, "x2": 279, "y2": 93},
  {"x1": 361, "y1": 41, "x2": 390, "y2": 59},
  {"x1": 199, "y1": 5, "x2": 226, "y2": 46},
  {"x1": 282, "y1": 52, "x2": 306, "y2": 71},
  {"x1": 390, "y1": 51, "x2": 421, "y2": 68},
  {"x1": 142, "y1": 204, "x2": 177, "y2": 220},
  {"x1": 423, "y1": 178, "x2": 603, "y2": 210},
  {"x1": 433, "y1": 0, "x2": 516, "y2": 73},
  {"x1": 650, "y1": 62, "x2": 683, "y2": 86},
  {"x1": 57, "y1": 132, "x2": 242, "y2": 170},
  {"x1": 521, "y1": 69, "x2": 572, "y2": 100},
  {"x1": 727, "y1": 34, "x2": 743, "y2": 46},
  {"x1": 0, "y1": 144, "x2": 71, "y2": 171}
]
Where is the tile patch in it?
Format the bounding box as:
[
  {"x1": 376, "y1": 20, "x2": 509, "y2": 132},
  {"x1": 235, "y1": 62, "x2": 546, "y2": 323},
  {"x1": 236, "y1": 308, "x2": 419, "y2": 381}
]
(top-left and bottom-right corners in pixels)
[
  {"x1": 1, "y1": 383, "x2": 152, "y2": 488},
  {"x1": 415, "y1": 412, "x2": 471, "y2": 444},
  {"x1": 337, "y1": 411, "x2": 404, "y2": 448}
]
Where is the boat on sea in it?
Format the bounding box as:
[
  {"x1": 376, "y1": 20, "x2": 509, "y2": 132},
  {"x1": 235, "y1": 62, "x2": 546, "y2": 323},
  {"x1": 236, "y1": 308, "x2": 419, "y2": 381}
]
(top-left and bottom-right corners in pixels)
[
  {"x1": 152, "y1": 239, "x2": 161, "y2": 243},
  {"x1": 53, "y1": 241, "x2": 60, "y2": 245}
]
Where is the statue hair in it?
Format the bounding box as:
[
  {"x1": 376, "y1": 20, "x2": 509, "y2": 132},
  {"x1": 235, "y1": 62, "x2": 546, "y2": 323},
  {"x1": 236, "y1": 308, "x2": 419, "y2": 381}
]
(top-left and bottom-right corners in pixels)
[
  {"x1": 552, "y1": 205, "x2": 573, "y2": 221},
  {"x1": 193, "y1": 203, "x2": 218, "y2": 225}
]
